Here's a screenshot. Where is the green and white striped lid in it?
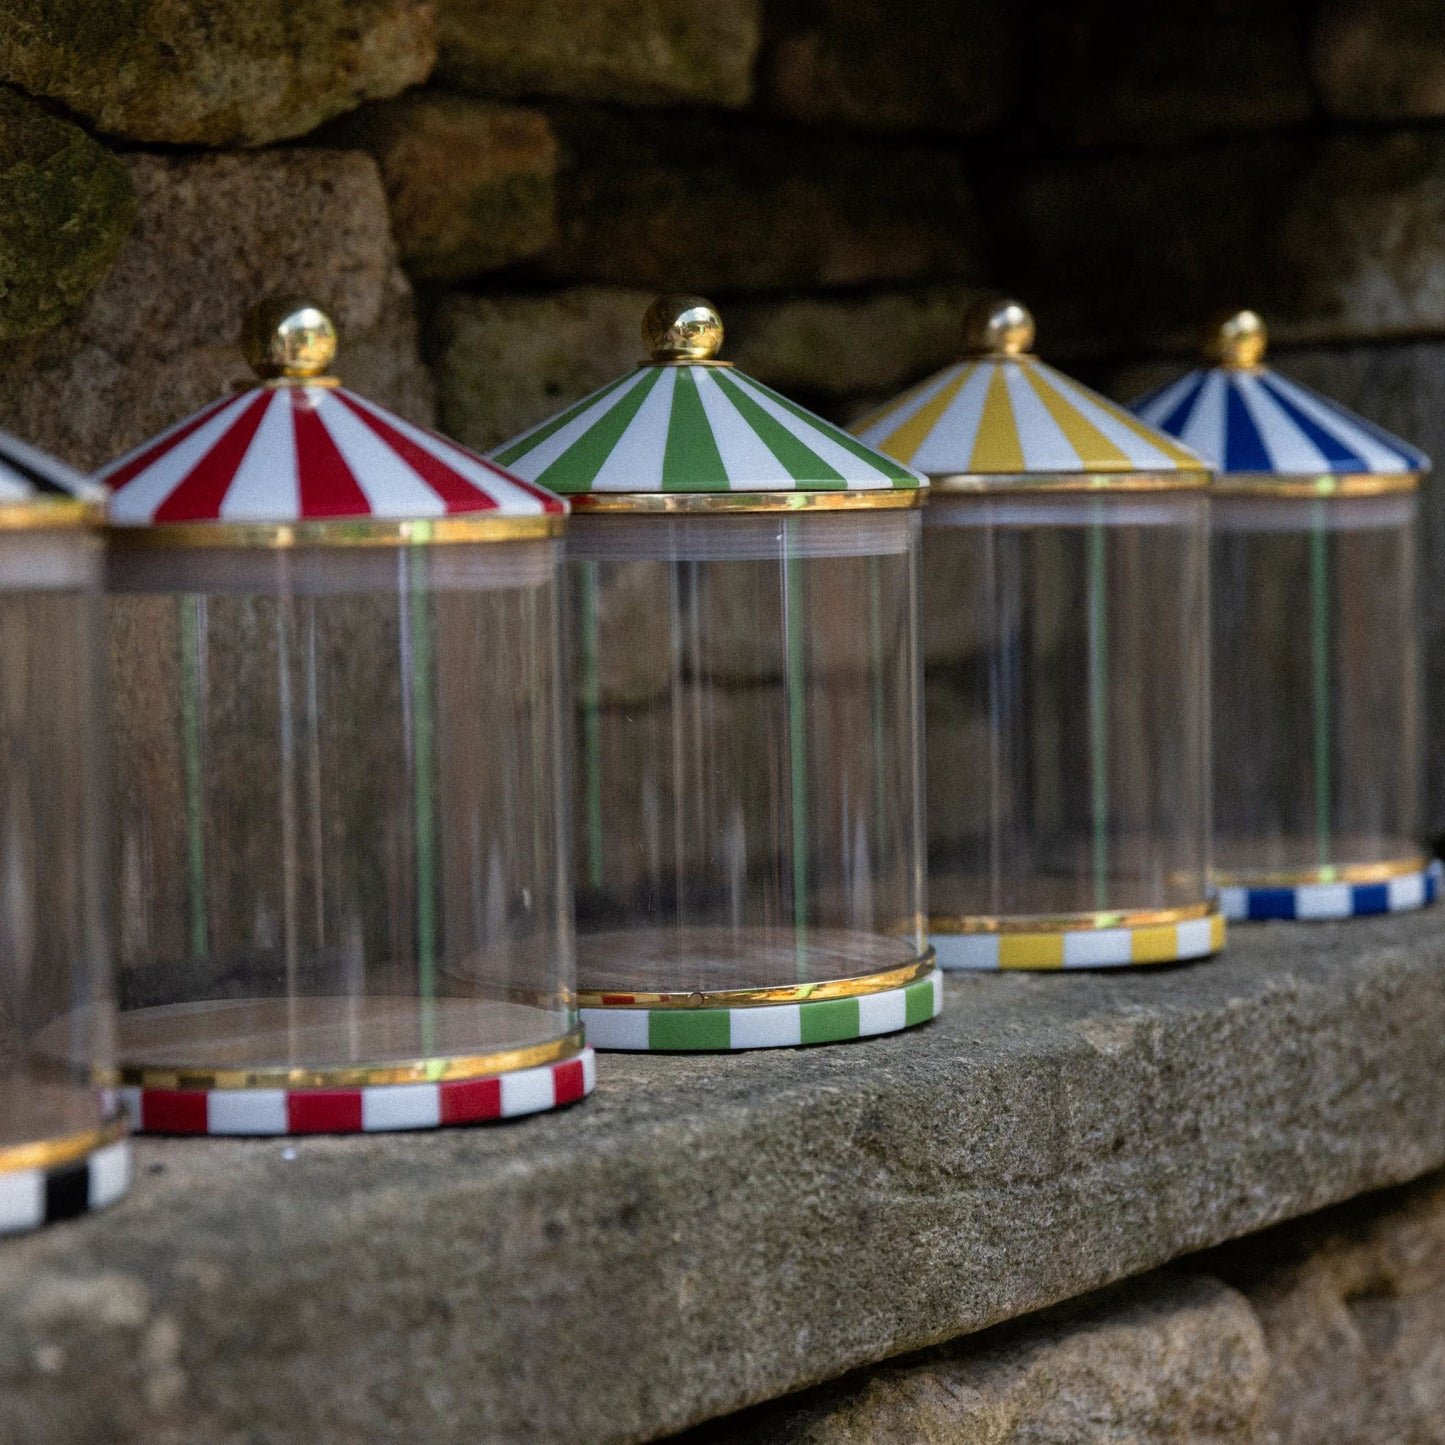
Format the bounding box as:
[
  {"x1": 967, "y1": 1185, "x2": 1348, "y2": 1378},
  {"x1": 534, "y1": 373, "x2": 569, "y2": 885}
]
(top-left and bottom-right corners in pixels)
[{"x1": 488, "y1": 296, "x2": 925, "y2": 498}]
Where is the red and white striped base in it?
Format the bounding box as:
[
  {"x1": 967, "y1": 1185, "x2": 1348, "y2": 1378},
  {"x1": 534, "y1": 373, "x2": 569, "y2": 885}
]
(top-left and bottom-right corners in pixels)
[{"x1": 120, "y1": 1047, "x2": 595, "y2": 1135}]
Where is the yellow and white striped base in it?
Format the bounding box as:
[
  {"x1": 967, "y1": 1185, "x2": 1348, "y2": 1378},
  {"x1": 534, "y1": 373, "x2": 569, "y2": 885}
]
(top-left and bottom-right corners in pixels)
[{"x1": 932, "y1": 909, "x2": 1225, "y2": 971}]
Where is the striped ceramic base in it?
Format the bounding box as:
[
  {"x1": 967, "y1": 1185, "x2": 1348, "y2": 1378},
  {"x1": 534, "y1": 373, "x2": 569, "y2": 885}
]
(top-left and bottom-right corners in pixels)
[
  {"x1": 121, "y1": 1048, "x2": 595, "y2": 1135},
  {"x1": 934, "y1": 911, "x2": 1225, "y2": 972},
  {"x1": 1220, "y1": 859, "x2": 1442, "y2": 923},
  {"x1": 581, "y1": 968, "x2": 942, "y2": 1052},
  {"x1": 0, "y1": 1137, "x2": 130, "y2": 1236}
]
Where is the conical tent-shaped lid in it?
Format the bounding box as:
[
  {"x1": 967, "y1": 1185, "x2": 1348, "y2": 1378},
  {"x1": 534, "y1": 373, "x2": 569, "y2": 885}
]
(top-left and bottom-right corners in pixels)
[
  {"x1": 99, "y1": 299, "x2": 565, "y2": 533},
  {"x1": 0, "y1": 428, "x2": 103, "y2": 520},
  {"x1": 490, "y1": 296, "x2": 924, "y2": 501},
  {"x1": 853, "y1": 299, "x2": 1206, "y2": 486},
  {"x1": 1130, "y1": 311, "x2": 1429, "y2": 479}
]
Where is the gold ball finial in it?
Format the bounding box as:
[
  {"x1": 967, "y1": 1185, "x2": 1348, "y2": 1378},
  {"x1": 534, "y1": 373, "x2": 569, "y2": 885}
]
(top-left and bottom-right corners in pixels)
[
  {"x1": 242, "y1": 296, "x2": 338, "y2": 380},
  {"x1": 963, "y1": 297, "x2": 1035, "y2": 357},
  {"x1": 643, "y1": 295, "x2": 724, "y2": 362},
  {"x1": 1209, "y1": 310, "x2": 1267, "y2": 369}
]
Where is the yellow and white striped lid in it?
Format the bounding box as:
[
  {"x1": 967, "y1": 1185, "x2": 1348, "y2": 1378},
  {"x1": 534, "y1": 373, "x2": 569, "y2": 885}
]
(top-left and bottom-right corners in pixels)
[{"x1": 853, "y1": 299, "x2": 1207, "y2": 488}]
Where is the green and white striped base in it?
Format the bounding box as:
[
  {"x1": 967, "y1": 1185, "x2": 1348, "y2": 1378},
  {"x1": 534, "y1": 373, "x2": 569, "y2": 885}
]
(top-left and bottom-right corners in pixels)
[{"x1": 580, "y1": 968, "x2": 943, "y2": 1052}]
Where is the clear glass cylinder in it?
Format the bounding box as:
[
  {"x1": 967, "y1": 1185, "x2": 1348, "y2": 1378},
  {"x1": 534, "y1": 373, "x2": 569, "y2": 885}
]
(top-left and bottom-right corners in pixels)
[
  {"x1": 568, "y1": 507, "x2": 927, "y2": 997},
  {"x1": 0, "y1": 530, "x2": 120, "y2": 1172},
  {"x1": 106, "y1": 540, "x2": 575, "y2": 1085},
  {"x1": 924, "y1": 491, "x2": 1212, "y2": 926},
  {"x1": 1212, "y1": 491, "x2": 1420, "y2": 881}
]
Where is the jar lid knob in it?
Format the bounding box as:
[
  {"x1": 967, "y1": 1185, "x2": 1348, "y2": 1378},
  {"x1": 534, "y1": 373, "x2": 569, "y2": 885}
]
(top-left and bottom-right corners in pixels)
[
  {"x1": 242, "y1": 297, "x2": 339, "y2": 381},
  {"x1": 963, "y1": 297, "x2": 1035, "y2": 357},
  {"x1": 643, "y1": 295, "x2": 724, "y2": 362},
  {"x1": 1209, "y1": 309, "x2": 1267, "y2": 369}
]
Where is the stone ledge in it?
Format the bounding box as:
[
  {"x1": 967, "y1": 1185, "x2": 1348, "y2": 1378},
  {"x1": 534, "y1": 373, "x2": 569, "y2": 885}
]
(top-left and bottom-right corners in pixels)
[{"x1": 6, "y1": 911, "x2": 1445, "y2": 1444}]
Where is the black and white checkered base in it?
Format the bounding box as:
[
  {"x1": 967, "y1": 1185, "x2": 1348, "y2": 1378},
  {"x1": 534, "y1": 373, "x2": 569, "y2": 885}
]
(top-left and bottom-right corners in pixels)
[{"x1": 0, "y1": 1136, "x2": 131, "y2": 1236}]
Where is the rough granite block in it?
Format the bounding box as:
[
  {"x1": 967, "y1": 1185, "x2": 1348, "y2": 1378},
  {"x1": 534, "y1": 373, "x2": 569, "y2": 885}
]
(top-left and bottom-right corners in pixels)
[
  {"x1": 327, "y1": 92, "x2": 558, "y2": 284},
  {"x1": 0, "y1": 150, "x2": 433, "y2": 471},
  {"x1": 0, "y1": 0, "x2": 434, "y2": 147},
  {"x1": 435, "y1": 0, "x2": 760, "y2": 110},
  {"x1": 4, "y1": 913, "x2": 1445, "y2": 1442},
  {"x1": 681, "y1": 1274, "x2": 1268, "y2": 1444}
]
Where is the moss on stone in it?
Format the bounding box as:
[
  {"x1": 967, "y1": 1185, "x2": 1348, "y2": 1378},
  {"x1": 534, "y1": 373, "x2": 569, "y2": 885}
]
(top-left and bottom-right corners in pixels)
[
  {"x1": 0, "y1": 0, "x2": 434, "y2": 146},
  {"x1": 0, "y1": 87, "x2": 134, "y2": 339}
]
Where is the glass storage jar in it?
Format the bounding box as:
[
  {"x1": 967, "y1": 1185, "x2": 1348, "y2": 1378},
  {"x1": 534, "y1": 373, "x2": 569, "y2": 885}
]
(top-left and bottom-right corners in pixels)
[
  {"x1": 0, "y1": 432, "x2": 129, "y2": 1232},
  {"x1": 99, "y1": 300, "x2": 591, "y2": 1133},
  {"x1": 492, "y1": 296, "x2": 940, "y2": 1049},
  {"x1": 1133, "y1": 311, "x2": 1434, "y2": 922},
  {"x1": 856, "y1": 299, "x2": 1222, "y2": 970}
]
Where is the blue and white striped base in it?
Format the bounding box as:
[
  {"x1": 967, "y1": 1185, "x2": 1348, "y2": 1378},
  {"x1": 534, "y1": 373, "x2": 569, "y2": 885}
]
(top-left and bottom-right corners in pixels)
[{"x1": 1219, "y1": 859, "x2": 1442, "y2": 923}]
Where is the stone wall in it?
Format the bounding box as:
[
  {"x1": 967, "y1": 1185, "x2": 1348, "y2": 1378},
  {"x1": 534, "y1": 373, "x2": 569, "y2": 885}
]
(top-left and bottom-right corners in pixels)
[
  {"x1": 7, "y1": 8, "x2": 1445, "y2": 833},
  {"x1": 5, "y1": 11, "x2": 1445, "y2": 1440},
  {"x1": 673, "y1": 1170, "x2": 1445, "y2": 1445},
  {"x1": 5, "y1": 1, "x2": 1441, "y2": 443}
]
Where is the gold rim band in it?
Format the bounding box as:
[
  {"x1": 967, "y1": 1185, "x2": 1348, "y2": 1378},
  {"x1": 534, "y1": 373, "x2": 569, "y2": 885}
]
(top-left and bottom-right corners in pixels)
[
  {"x1": 577, "y1": 952, "x2": 935, "y2": 1009},
  {"x1": 0, "y1": 1116, "x2": 127, "y2": 1177},
  {"x1": 926, "y1": 470, "x2": 1211, "y2": 496},
  {"x1": 0, "y1": 499, "x2": 105, "y2": 531},
  {"x1": 929, "y1": 901, "x2": 1215, "y2": 935},
  {"x1": 111, "y1": 1025, "x2": 586, "y2": 1092},
  {"x1": 1213, "y1": 856, "x2": 1428, "y2": 888},
  {"x1": 566, "y1": 489, "x2": 925, "y2": 515},
  {"x1": 105, "y1": 513, "x2": 566, "y2": 550},
  {"x1": 1211, "y1": 472, "x2": 1421, "y2": 499},
  {"x1": 263, "y1": 375, "x2": 342, "y2": 390}
]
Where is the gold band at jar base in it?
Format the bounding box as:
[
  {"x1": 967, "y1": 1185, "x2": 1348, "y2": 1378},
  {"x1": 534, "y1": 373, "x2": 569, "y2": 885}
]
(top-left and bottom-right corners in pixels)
[
  {"x1": 1209, "y1": 472, "x2": 1421, "y2": 499},
  {"x1": 0, "y1": 1116, "x2": 127, "y2": 1177},
  {"x1": 109, "y1": 1025, "x2": 586, "y2": 1093},
  {"x1": 1213, "y1": 856, "x2": 1427, "y2": 889},
  {"x1": 929, "y1": 901, "x2": 1215, "y2": 935},
  {"x1": 566, "y1": 488, "x2": 925, "y2": 515},
  {"x1": 104, "y1": 513, "x2": 566, "y2": 551},
  {"x1": 932, "y1": 907, "x2": 1223, "y2": 971},
  {"x1": 577, "y1": 953, "x2": 936, "y2": 1009}
]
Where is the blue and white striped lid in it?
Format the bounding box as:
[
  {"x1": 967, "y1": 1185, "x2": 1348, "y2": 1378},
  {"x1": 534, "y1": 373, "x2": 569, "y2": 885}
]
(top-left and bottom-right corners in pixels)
[{"x1": 1130, "y1": 311, "x2": 1428, "y2": 478}]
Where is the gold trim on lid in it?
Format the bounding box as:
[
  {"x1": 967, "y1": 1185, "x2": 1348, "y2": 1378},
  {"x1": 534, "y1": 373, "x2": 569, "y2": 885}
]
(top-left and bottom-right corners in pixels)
[
  {"x1": 262, "y1": 375, "x2": 341, "y2": 391},
  {"x1": 0, "y1": 497, "x2": 106, "y2": 531},
  {"x1": 567, "y1": 488, "x2": 925, "y2": 515},
  {"x1": 643, "y1": 295, "x2": 725, "y2": 363},
  {"x1": 1208, "y1": 309, "x2": 1267, "y2": 370},
  {"x1": 925, "y1": 469, "x2": 1211, "y2": 496},
  {"x1": 1210, "y1": 471, "x2": 1420, "y2": 498},
  {"x1": 242, "y1": 296, "x2": 339, "y2": 384},
  {"x1": 104, "y1": 513, "x2": 566, "y2": 550},
  {"x1": 962, "y1": 297, "x2": 1036, "y2": 358}
]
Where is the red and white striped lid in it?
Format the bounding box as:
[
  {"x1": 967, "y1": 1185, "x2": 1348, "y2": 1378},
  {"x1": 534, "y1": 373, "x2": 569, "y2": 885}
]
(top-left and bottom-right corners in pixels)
[{"x1": 97, "y1": 300, "x2": 565, "y2": 530}]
